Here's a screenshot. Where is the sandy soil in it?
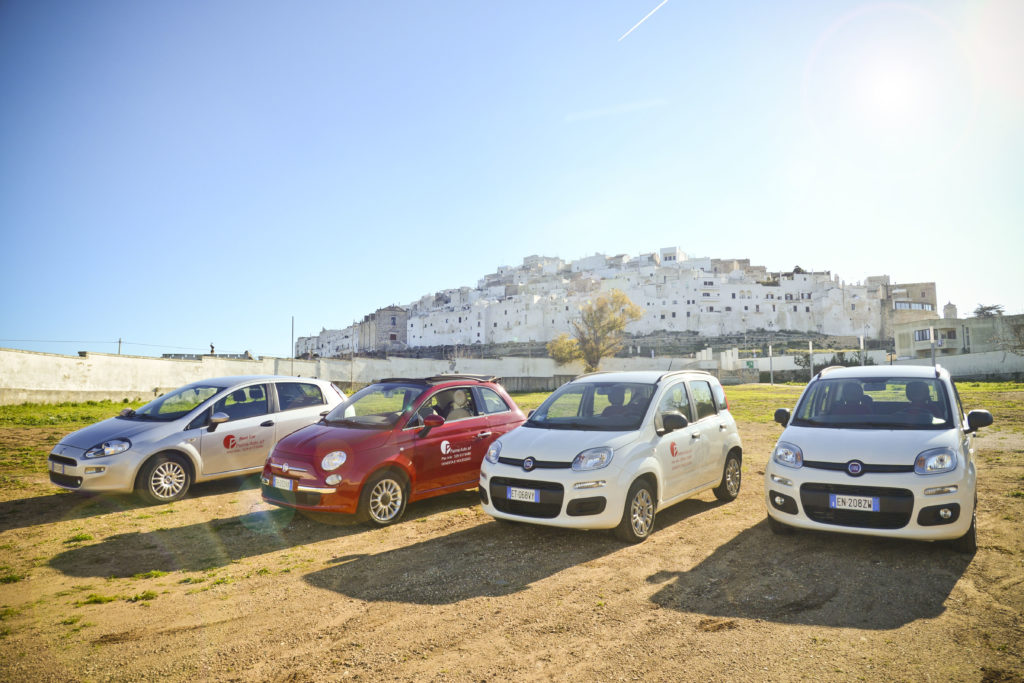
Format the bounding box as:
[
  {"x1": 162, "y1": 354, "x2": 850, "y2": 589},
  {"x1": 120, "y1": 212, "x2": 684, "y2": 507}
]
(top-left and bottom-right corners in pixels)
[{"x1": 0, "y1": 422, "x2": 1021, "y2": 682}]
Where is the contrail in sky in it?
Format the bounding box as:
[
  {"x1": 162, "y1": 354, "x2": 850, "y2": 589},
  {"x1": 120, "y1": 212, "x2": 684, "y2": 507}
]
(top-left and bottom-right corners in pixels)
[{"x1": 618, "y1": 0, "x2": 669, "y2": 41}]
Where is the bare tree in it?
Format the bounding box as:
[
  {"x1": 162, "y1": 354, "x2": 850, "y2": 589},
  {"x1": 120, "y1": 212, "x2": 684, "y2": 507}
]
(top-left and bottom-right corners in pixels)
[{"x1": 546, "y1": 289, "x2": 644, "y2": 372}]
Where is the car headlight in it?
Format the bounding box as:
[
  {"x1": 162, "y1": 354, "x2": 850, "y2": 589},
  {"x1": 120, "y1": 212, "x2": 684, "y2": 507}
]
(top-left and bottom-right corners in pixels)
[
  {"x1": 572, "y1": 447, "x2": 613, "y2": 471},
  {"x1": 485, "y1": 441, "x2": 502, "y2": 464},
  {"x1": 321, "y1": 451, "x2": 347, "y2": 471},
  {"x1": 772, "y1": 441, "x2": 803, "y2": 469},
  {"x1": 915, "y1": 447, "x2": 957, "y2": 475},
  {"x1": 84, "y1": 438, "x2": 131, "y2": 458}
]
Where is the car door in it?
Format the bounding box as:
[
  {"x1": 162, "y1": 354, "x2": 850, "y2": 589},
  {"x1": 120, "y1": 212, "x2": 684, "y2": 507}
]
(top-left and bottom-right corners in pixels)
[
  {"x1": 271, "y1": 380, "x2": 330, "y2": 442},
  {"x1": 409, "y1": 386, "x2": 491, "y2": 492},
  {"x1": 474, "y1": 385, "x2": 521, "y2": 443},
  {"x1": 199, "y1": 383, "x2": 275, "y2": 474},
  {"x1": 654, "y1": 381, "x2": 704, "y2": 499},
  {"x1": 687, "y1": 379, "x2": 726, "y2": 485}
]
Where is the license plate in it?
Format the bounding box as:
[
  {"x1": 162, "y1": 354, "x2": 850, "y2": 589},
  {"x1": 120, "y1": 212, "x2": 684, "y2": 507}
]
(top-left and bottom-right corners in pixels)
[
  {"x1": 507, "y1": 486, "x2": 540, "y2": 503},
  {"x1": 829, "y1": 493, "x2": 879, "y2": 512},
  {"x1": 273, "y1": 476, "x2": 294, "y2": 491},
  {"x1": 50, "y1": 461, "x2": 65, "y2": 474}
]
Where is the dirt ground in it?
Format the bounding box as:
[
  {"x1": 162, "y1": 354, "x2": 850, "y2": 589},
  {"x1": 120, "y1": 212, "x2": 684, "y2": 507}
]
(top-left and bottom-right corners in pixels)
[{"x1": 1, "y1": 420, "x2": 1022, "y2": 682}]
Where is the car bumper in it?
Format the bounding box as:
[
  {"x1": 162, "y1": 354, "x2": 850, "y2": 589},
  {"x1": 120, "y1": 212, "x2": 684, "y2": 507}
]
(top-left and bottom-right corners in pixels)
[
  {"x1": 260, "y1": 466, "x2": 359, "y2": 514},
  {"x1": 47, "y1": 447, "x2": 137, "y2": 494},
  {"x1": 478, "y1": 464, "x2": 629, "y2": 530},
  {"x1": 763, "y1": 461, "x2": 975, "y2": 541}
]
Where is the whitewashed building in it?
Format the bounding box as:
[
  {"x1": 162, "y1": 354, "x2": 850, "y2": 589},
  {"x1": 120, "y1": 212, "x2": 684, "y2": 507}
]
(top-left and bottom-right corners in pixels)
[{"x1": 297, "y1": 248, "x2": 937, "y2": 357}]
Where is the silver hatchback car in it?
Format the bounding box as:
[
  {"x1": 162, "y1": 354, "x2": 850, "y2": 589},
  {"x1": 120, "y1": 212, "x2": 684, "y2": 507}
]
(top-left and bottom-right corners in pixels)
[{"x1": 48, "y1": 375, "x2": 346, "y2": 504}]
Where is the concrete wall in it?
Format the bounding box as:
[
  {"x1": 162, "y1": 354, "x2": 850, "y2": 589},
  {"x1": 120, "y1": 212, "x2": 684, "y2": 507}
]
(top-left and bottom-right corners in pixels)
[{"x1": 3, "y1": 346, "x2": 1019, "y2": 405}]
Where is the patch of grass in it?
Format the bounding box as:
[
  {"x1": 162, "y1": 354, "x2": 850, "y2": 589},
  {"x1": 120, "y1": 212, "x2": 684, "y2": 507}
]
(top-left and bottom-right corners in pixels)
[
  {"x1": 78, "y1": 594, "x2": 118, "y2": 605},
  {"x1": 179, "y1": 577, "x2": 206, "y2": 584},
  {"x1": 60, "y1": 615, "x2": 82, "y2": 626},
  {"x1": 0, "y1": 607, "x2": 17, "y2": 620},
  {"x1": 132, "y1": 570, "x2": 169, "y2": 580},
  {"x1": 0, "y1": 573, "x2": 25, "y2": 584},
  {"x1": 1009, "y1": 491, "x2": 1024, "y2": 499},
  {"x1": 126, "y1": 591, "x2": 157, "y2": 603},
  {"x1": 0, "y1": 400, "x2": 146, "y2": 427},
  {"x1": 65, "y1": 533, "x2": 94, "y2": 544}
]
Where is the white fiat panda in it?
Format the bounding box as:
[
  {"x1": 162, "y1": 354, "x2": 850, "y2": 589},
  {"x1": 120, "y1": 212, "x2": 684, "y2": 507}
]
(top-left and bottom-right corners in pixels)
[
  {"x1": 479, "y1": 370, "x2": 743, "y2": 543},
  {"x1": 765, "y1": 365, "x2": 993, "y2": 552}
]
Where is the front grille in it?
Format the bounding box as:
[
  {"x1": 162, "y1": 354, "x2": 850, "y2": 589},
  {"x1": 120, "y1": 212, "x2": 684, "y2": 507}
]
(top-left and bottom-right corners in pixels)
[
  {"x1": 800, "y1": 483, "x2": 913, "y2": 529},
  {"x1": 49, "y1": 472, "x2": 82, "y2": 488},
  {"x1": 803, "y1": 460, "x2": 914, "y2": 475},
  {"x1": 497, "y1": 457, "x2": 571, "y2": 470},
  {"x1": 49, "y1": 454, "x2": 77, "y2": 467},
  {"x1": 489, "y1": 476, "x2": 564, "y2": 518},
  {"x1": 261, "y1": 485, "x2": 322, "y2": 507}
]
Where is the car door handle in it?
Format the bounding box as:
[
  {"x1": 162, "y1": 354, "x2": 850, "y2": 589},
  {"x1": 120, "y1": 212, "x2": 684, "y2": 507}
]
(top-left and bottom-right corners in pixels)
[
  {"x1": 476, "y1": 431, "x2": 493, "y2": 439},
  {"x1": 691, "y1": 433, "x2": 701, "y2": 440},
  {"x1": 261, "y1": 420, "x2": 275, "y2": 427},
  {"x1": 719, "y1": 424, "x2": 727, "y2": 431}
]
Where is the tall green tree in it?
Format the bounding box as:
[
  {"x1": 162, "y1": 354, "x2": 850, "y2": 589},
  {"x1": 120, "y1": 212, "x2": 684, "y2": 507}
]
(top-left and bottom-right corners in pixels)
[
  {"x1": 973, "y1": 304, "x2": 1005, "y2": 317},
  {"x1": 546, "y1": 289, "x2": 644, "y2": 372}
]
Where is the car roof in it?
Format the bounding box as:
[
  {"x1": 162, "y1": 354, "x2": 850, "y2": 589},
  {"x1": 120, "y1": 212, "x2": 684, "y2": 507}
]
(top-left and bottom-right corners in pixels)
[
  {"x1": 814, "y1": 365, "x2": 948, "y2": 381},
  {"x1": 181, "y1": 375, "x2": 332, "y2": 389},
  {"x1": 571, "y1": 370, "x2": 717, "y2": 385},
  {"x1": 374, "y1": 374, "x2": 501, "y2": 386}
]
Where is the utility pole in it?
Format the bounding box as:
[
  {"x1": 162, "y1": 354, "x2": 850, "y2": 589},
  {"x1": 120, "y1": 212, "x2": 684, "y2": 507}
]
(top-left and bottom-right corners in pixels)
[
  {"x1": 117, "y1": 338, "x2": 122, "y2": 355},
  {"x1": 809, "y1": 341, "x2": 814, "y2": 381},
  {"x1": 291, "y1": 316, "x2": 294, "y2": 376}
]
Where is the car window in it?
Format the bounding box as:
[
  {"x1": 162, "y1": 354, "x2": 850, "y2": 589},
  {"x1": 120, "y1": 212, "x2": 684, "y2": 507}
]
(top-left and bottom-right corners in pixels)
[
  {"x1": 129, "y1": 384, "x2": 221, "y2": 422},
  {"x1": 657, "y1": 383, "x2": 692, "y2": 421},
  {"x1": 431, "y1": 387, "x2": 478, "y2": 421},
  {"x1": 689, "y1": 381, "x2": 717, "y2": 420},
  {"x1": 710, "y1": 381, "x2": 727, "y2": 411},
  {"x1": 213, "y1": 384, "x2": 269, "y2": 422},
  {"x1": 275, "y1": 381, "x2": 325, "y2": 412},
  {"x1": 791, "y1": 377, "x2": 953, "y2": 429},
  {"x1": 327, "y1": 382, "x2": 424, "y2": 429},
  {"x1": 476, "y1": 387, "x2": 510, "y2": 414},
  {"x1": 527, "y1": 381, "x2": 654, "y2": 431}
]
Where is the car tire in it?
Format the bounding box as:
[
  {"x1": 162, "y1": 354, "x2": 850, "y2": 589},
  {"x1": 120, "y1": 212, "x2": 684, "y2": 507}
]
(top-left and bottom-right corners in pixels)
[
  {"x1": 136, "y1": 453, "x2": 192, "y2": 505},
  {"x1": 767, "y1": 514, "x2": 795, "y2": 535},
  {"x1": 950, "y1": 501, "x2": 977, "y2": 553},
  {"x1": 614, "y1": 478, "x2": 656, "y2": 543},
  {"x1": 712, "y1": 450, "x2": 742, "y2": 502},
  {"x1": 357, "y1": 470, "x2": 409, "y2": 527}
]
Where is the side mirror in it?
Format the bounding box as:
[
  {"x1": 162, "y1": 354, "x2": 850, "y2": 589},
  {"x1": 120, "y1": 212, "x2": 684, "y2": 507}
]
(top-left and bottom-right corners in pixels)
[
  {"x1": 774, "y1": 408, "x2": 791, "y2": 427},
  {"x1": 661, "y1": 412, "x2": 689, "y2": 433},
  {"x1": 528, "y1": 409, "x2": 535, "y2": 418},
  {"x1": 419, "y1": 413, "x2": 445, "y2": 436},
  {"x1": 208, "y1": 412, "x2": 229, "y2": 432},
  {"x1": 966, "y1": 409, "x2": 993, "y2": 433}
]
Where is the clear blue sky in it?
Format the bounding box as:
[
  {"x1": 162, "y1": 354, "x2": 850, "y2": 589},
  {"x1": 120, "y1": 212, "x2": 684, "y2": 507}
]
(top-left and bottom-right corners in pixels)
[{"x1": 1, "y1": 0, "x2": 1021, "y2": 358}]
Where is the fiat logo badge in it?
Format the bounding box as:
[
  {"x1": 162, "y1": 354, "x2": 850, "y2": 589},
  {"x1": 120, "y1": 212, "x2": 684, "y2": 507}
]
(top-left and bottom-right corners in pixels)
[
  {"x1": 523, "y1": 457, "x2": 536, "y2": 472},
  {"x1": 847, "y1": 460, "x2": 864, "y2": 476}
]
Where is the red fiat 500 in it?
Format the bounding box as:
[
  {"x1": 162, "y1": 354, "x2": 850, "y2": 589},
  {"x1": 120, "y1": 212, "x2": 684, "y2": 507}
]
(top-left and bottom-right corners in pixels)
[{"x1": 261, "y1": 375, "x2": 526, "y2": 526}]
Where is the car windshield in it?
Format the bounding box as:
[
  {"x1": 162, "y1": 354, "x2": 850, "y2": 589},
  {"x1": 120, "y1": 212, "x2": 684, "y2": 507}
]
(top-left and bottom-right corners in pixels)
[
  {"x1": 125, "y1": 384, "x2": 223, "y2": 422},
  {"x1": 526, "y1": 381, "x2": 654, "y2": 432},
  {"x1": 324, "y1": 383, "x2": 425, "y2": 429},
  {"x1": 790, "y1": 377, "x2": 954, "y2": 430}
]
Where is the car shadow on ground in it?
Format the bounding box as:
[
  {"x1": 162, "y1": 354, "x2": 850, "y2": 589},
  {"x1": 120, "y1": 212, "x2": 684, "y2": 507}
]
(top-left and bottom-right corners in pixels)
[
  {"x1": 303, "y1": 496, "x2": 726, "y2": 605},
  {"x1": 646, "y1": 519, "x2": 973, "y2": 630},
  {"x1": 48, "y1": 505, "x2": 365, "y2": 578},
  {"x1": 0, "y1": 474, "x2": 264, "y2": 533}
]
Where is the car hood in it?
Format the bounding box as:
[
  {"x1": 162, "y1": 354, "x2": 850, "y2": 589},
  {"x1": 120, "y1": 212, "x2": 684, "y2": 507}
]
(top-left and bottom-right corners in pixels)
[
  {"x1": 272, "y1": 423, "x2": 393, "y2": 460},
  {"x1": 498, "y1": 425, "x2": 640, "y2": 462},
  {"x1": 58, "y1": 417, "x2": 171, "y2": 450},
  {"x1": 780, "y1": 426, "x2": 959, "y2": 464}
]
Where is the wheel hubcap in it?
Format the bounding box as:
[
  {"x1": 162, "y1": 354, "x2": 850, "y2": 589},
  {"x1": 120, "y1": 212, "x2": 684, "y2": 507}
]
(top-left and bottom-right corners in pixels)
[
  {"x1": 150, "y1": 461, "x2": 186, "y2": 499},
  {"x1": 630, "y1": 488, "x2": 654, "y2": 537},
  {"x1": 369, "y1": 479, "x2": 403, "y2": 522},
  {"x1": 725, "y1": 458, "x2": 741, "y2": 496}
]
